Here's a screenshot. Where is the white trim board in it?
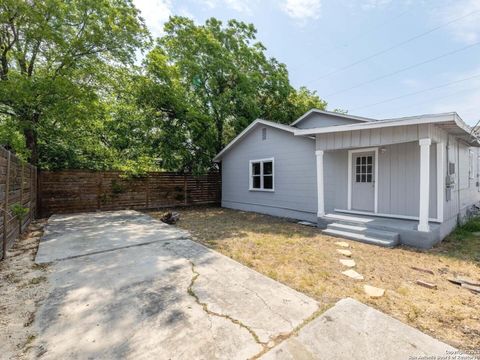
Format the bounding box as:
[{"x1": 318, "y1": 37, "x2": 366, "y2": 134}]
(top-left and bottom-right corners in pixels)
[
  {"x1": 334, "y1": 209, "x2": 442, "y2": 223},
  {"x1": 347, "y1": 147, "x2": 378, "y2": 213}
]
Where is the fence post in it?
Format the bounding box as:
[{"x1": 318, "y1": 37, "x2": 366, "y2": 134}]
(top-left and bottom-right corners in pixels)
[
  {"x1": 184, "y1": 174, "x2": 188, "y2": 205},
  {"x1": 29, "y1": 165, "x2": 33, "y2": 221},
  {"x1": 2, "y1": 152, "x2": 11, "y2": 260},
  {"x1": 19, "y1": 163, "x2": 24, "y2": 233},
  {"x1": 34, "y1": 166, "x2": 38, "y2": 218},
  {"x1": 97, "y1": 172, "x2": 102, "y2": 210},
  {"x1": 145, "y1": 175, "x2": 150, "y2": 208}
]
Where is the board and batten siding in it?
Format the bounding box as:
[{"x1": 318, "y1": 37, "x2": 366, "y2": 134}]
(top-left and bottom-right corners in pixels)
[
  {"x1": 377, "y1": 142, "x2": 437, "y2": 218},
  {"x1": 444, "y1": 136, "x2": 480, "y2": 221},
  {"x1": 315, "y1": 123, "x2": 433, "y2": 151},
  {"x1": 221, "y1": 125, "x2": 317, "y2": 222},
  {"x1": 323, "y1": 142, "x2": 437, "y2": 218},
  {"x1": 295, "y1": 112, "x2": 364, "y2": 129}
]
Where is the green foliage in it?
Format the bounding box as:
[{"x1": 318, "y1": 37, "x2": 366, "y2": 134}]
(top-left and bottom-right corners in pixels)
[
  {"x1": 141, "y1": 17, "x2": 328, "y2": 172},
  {"x1": 1, "y1": 5, "x2": 328, "y2": 173},
  {"x1": 10, "y1": 203, "x2": 29, "y2": 220},
  {"x1": 0, "y1": 0, "x2": 149, "y2": 166},
  {"x1": 110, "y1": 179, "x2": 125, "y2": 194}
]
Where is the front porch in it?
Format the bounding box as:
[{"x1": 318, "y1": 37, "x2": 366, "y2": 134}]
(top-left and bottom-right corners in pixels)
[
  {"x1": 318, "y1": 212, "x2": 441, "y2": 249},
  {"x1": 313, "y1": 126, "x2": 448, "y2": 248}
]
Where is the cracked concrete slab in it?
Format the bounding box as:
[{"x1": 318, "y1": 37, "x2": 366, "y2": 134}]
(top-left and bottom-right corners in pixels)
[
  {"x1": 35, "y1": 210, "x2": 191, "y2": 263},
  {"x1": 261, "y1": 298, "x2": 457, "y2": 360},
  {"x1": 33, "y1": 211, "x2": 319, "y2": 359},
  {"x1": 164, "y1": 240, "x2": 319, "y2": 344}
]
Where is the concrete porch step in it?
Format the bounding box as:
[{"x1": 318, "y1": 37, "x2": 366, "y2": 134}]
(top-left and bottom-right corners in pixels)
[
  {"x1": 327, "y1": 223, "x2": 399, "y2": 242},
  {"x1": 323, "y1": 213, "x2": 373, "y2": 226},
  {"x1": 323, "y1": 228, "x2": 399, "y2": 248}
]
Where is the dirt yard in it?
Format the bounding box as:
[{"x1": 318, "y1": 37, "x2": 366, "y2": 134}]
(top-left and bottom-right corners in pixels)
[
  {"x1": 149, "y1": 206, "x2": 480, "y2": 350},
  {"x1": 0, "y1": 220, "x2": 50, "y2": 360}
]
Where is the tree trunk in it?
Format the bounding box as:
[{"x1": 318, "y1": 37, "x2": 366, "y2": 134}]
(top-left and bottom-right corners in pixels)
[
  {"x1": 215, "y1": 119, "x2": 223, "y2": 154},
  {"x1": 24, "y1": 126, "x2": 38, "y2": 166}
]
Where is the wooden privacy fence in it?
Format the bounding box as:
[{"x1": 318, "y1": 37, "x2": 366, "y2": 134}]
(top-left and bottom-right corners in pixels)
[
  {"x1": 38, "y1": 170, "x2": 221, "y2": 217},
  {"x1": 0, "y1": 147, "x2": 37, "y2": 260}
]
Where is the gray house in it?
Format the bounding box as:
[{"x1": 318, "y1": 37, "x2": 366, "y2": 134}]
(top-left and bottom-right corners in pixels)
[{"x1": 214, "y1": 109, "x2": 480, "y2": 248}]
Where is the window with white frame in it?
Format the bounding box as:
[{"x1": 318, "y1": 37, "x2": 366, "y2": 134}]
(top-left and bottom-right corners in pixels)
[{"x1": 250, "y1": 158, "x2": 274, "y2": 191}]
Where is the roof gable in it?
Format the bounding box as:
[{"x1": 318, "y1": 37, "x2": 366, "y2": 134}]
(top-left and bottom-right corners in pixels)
[
  {"x1": 213, "y1": 119, "x2": 298, "y2": 162},
  {"x1": 291, "y1": 109, "x2": 373, "y2": 128}
]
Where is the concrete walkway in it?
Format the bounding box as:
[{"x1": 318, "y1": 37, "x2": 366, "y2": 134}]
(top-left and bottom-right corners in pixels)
[
  {"x1": 34, "y1": 210, "x2": 458, "y2": 360},
  {"x1": 261, "y1": 298, "x2": 457, "y2": 359}
]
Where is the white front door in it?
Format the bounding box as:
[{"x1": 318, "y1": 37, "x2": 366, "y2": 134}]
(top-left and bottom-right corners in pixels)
[{"x1": 351, "y1": 151, "x2": 375, "y2": 212}]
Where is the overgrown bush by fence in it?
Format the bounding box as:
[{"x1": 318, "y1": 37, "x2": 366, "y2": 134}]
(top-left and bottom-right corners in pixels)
[
  {"x1": 38, "y1": 170, "x2": 221, "y2": 217},
  {"x1": 0, "y1": 147, "x2": 37, "y2": 259}
]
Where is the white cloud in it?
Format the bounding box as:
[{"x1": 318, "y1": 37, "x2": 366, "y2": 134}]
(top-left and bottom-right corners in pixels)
[
  {"x1": 361, "y1": 0, "x2": 392, "y2": 10},
  {"x1": 133, "y1": 0, "x2": 173, "y2": 37},
  {"x1": 400, "y1": 78, "x2": 423, "y2": 89},
  {"x1": 433, "y1": 0, "x2": 480, "y2": 44},
  {"x1": 225, "y1": 0, "x2": 253, "y2": 13},
  {"x1": 281, "y1": 0, "x2": 322, "y2": 21},
  {"x1": 197, "y1": 0, "x2": 254, "y2": 13}
]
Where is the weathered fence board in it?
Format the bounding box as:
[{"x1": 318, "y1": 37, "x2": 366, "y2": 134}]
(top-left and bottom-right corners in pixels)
[
  {"x1": 38, "y1": 170, "x2": 221, "y2": 217},
  {"x1": 0, "y1": 147, "x2": 37, "y2": 259}
]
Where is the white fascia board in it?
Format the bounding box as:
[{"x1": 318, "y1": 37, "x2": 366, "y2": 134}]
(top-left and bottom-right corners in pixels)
[
  {"x1": 293, "y1": 113, "x2": 457, "y2": 136},
  {"x1": 290, "y1": 109, "x2": 373, "y2": 127},
  {"x1": 213, "y1": 119, "x2": 296, "y2": 162}
]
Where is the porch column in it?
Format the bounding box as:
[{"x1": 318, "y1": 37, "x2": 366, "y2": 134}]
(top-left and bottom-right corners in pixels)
[
  {"x1": 315, "y1": 150, "x2": 325, "y2": 217},
  {"x1": 418, "y1": 138, "x2": 431, "y2": 232}
]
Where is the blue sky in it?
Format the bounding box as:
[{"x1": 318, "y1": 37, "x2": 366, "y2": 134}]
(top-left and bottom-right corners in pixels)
[{"x1": 133, "y1": 0, "x2": 480, "y2": 125}]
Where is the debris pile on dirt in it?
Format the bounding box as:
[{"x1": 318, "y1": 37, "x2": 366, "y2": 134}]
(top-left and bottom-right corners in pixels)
[
  {"x1": 448, "y1": 276, "x2": 480, "y2": 294},
  {"x1": 160, "y1": 211, "x2": 180, "y2": 224}
]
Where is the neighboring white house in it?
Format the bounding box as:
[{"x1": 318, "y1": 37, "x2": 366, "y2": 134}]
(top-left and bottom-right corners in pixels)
[{"x1": 214, "y1": 109, "x2": 480, "y2": 249}]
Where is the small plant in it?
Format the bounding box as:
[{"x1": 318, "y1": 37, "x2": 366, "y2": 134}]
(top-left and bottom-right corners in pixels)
[
  {"x1": 10, "y1": 203, "x2": 29, "y2": 235},
  {"x1": 111, "y1": 179, "x2": 126, "y2": 194}
]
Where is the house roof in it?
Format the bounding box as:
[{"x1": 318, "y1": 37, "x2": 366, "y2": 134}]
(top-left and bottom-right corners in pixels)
[
  {"x1": 293, "y1": 112, "x2": 480, "y2": 146},
  {"x1": 290, "y1": 109, "x2": 373, "y2": 127},
  {"x1": 213, "y1": 119, "x2": 300, "y2": 162}
]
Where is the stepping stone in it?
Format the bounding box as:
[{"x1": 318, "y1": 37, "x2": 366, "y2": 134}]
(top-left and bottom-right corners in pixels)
[
  {"x1": 364, "y1": 285, "x2": 385, "y2": 298},
  {"x1": 336, "y1": 249, "x2": 352, "y2": 257},
  {"x1": 342, "y1": 269, "x2": 364, "y2": 280},
  {"x1": 335, "y1": 241, "x2": 350, "y2": 248},
  {"x1": 339, "y1": 259, "x2": 356, "y2": 268}
]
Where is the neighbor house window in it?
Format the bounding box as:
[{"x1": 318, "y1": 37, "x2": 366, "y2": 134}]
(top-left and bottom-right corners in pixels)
[{"x1": 249, "y1": 158, "x2": 274, "y2": 191}]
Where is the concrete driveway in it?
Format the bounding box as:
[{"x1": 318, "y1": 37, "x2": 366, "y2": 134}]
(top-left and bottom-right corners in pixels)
[
  {"x1": 34, "y1": 211, "x2": 319, "y2": 359},
  {"x1": 34, "y1": 210, "x2": 458, "y2": 360}
]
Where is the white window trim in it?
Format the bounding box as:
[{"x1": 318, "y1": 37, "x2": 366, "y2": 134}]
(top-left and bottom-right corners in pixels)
[
  {"x1": 347, "y1": 147, "x2": 379, "y2": 213},
  {"x1": 249, "y1": 157, "x2": 275, "y2": 192}
]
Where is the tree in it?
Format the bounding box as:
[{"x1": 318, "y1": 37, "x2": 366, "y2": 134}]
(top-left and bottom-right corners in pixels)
[
  {"x1": 142, "y1": 16, "x2": 326, "y2": 172},
  {"x1": 0, "y1": 0, "x2": 149, "y2": 165},
  {"x1": 287, "y1": 86, "x2": 327, "y2": 119}
]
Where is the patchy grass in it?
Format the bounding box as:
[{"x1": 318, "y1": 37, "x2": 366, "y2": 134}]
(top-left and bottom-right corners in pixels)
[
  {"x1": 149, "y1": 206, "x2": 480, "y2": 350},
  {"x1": 431, "y1": 217, "x2": 480, "y2": 263}
]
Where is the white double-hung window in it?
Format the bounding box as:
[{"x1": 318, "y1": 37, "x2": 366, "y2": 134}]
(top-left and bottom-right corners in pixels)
[{"x1": 249, "y1": 158, "x2": 274, "y2": 191}]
